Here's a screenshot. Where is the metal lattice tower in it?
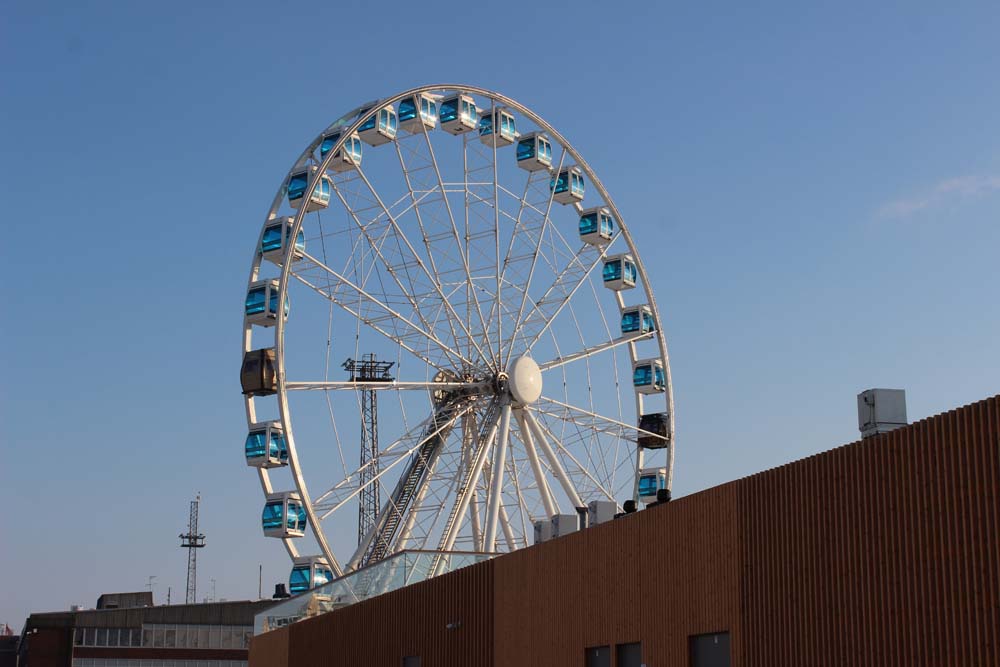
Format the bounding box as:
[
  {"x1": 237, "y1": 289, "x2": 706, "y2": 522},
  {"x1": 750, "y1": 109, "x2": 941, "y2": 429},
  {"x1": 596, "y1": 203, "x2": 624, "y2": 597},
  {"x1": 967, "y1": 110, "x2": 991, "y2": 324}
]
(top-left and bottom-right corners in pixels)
[
  {"x1": 179, "y1": 495, "x2": 206, "y2": 605},
  {"x1": 342, "y1": 355, "x2": 394, "y2": 545}
]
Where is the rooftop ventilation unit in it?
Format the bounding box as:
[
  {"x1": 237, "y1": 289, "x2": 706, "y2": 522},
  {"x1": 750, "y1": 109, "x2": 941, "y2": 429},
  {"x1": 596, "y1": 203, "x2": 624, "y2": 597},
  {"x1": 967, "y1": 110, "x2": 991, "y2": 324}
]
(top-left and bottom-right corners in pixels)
[{"x1": 857, "y1": 388, "x2": 907, "y2": 438}]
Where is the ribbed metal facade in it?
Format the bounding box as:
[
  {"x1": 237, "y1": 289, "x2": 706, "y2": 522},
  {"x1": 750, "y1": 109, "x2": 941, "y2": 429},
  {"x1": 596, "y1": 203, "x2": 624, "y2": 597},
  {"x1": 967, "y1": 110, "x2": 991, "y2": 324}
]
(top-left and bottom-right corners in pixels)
[{"x1": 251, "y1": 394, "x2": 999, "y2": 667}]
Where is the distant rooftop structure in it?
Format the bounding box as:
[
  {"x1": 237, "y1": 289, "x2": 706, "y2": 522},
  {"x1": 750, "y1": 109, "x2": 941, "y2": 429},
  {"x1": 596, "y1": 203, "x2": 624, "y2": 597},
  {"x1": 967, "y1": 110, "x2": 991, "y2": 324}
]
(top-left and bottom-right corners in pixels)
[{"x1": 95, "y1": 591, "x2": 153, "y2": 610}]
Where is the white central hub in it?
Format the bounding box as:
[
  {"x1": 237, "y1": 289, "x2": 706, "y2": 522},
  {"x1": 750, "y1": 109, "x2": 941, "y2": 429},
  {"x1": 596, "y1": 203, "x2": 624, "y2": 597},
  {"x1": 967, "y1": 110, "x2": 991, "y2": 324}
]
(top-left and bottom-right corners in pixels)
[{"x1": 508, "y1": 355, "x2": 542, "y2": 405}]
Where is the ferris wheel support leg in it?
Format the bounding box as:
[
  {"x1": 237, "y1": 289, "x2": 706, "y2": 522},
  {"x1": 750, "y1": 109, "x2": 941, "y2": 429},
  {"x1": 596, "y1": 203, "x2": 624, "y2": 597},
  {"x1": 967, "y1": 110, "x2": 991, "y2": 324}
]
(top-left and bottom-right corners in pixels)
[
  {"x1": 513, "y1": 409, "x2": 558, "y2": 518},
  {"x1": 523, "y1": 409, "x2": 584, "y2": 509},
  {"x1": 463, "y1": 413, "x2": 483, "y2": 551},
  {"x1": 437, "y1": 410, "x2": 502, "y2": 556},
  {"x1": 483, "y1": 403, "x2": 512, "y2": 552},
  {"x1": 498, "y1": 503, "x2": 517, "y2": 551}
]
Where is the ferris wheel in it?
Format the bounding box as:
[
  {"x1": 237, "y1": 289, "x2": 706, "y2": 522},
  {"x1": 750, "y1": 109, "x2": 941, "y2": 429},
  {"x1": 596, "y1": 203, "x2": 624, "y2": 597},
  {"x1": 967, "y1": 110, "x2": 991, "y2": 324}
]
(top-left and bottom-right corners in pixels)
[{"x1": 240, "y1": 85, "x2": 675, "y2": 593}]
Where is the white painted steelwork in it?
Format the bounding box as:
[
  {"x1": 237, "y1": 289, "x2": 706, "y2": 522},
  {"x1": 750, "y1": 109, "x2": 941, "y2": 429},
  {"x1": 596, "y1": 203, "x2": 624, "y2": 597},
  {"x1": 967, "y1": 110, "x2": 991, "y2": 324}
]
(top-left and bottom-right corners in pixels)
[{"x1": 242, "y1": 85, "x2": 675, "y2": 583}]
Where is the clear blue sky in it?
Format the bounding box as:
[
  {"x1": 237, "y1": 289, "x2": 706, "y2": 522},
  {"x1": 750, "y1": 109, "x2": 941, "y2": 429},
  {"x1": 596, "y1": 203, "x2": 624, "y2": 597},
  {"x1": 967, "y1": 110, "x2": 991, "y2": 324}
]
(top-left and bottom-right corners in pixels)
[{"x1": 2, "y1": 0, "x2": 998, "y2": 628}]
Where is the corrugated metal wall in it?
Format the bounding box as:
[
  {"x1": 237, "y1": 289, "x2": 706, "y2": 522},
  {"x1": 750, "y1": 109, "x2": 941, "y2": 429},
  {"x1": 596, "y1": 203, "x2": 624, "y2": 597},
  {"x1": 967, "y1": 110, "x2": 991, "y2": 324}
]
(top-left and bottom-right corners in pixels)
[
  {"x1": 249, "y1": 625, "x2": 288, "y2": 667},
  {"x1": 737, "y1": 395, "x2": 999, "y2": 666},
  {"x1": 493, "y1": 484, "x2": 741, "y2": 666},
  {"x1": 284, "y1": 558, "x2": 493, "y2": 667},
  {"x1": 252, "y1": 394, "x2": 999, "y2": 667}
]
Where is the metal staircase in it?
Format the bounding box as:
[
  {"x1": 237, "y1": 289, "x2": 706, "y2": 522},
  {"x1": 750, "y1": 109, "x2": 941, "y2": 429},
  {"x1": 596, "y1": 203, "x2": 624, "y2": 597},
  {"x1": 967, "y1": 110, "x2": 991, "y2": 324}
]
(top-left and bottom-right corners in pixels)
[{"x1": 359, "y1": 403, "x2": 460, "y2": 567}]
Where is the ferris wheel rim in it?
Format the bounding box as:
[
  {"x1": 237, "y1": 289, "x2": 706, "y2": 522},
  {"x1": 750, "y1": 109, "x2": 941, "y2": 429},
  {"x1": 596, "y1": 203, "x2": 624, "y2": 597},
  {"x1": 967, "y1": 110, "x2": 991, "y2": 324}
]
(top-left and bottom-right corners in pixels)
[{"x1": 243, "y1": 84, "x2": 676, "y2": 579}]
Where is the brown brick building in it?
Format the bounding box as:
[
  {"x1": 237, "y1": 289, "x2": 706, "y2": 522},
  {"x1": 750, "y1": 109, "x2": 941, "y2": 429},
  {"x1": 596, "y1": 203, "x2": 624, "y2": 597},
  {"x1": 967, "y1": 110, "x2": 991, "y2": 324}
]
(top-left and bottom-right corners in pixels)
[
  {"x1": 250, "y1": 394, "x2": 999, "y2": 666},
  {"x1": 17, "y1": 596, "x2": 275, "y2": 667}
]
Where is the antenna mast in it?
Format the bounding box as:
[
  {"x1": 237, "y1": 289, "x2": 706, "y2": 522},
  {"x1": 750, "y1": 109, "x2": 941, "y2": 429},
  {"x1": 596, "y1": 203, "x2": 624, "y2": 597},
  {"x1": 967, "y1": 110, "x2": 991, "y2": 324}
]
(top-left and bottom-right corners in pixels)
[
  {"x1": 179, "y1": 494, "x2": 206, "y2": 604},
  {"x1": 342, "y1": 354, "x2": 394, "y2": 544}
]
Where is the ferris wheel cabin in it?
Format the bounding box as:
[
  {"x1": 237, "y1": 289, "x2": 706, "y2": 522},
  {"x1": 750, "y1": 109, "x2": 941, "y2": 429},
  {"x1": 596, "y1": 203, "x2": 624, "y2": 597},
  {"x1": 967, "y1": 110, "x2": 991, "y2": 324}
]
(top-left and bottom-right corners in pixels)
[
  {"x1": 245, "y1": 421, "x2": 288, "y2": 468},
  {"x1": 621, "y1": 305, "x2": 655, "y2": 335},
  {"x1": 287, "y1": 166, "x2": 333, "y2": 212},
  {"x1": 261, "y1": 216, "x2": 305, "y2": 265},
  {"x1": 637, "y1": 412, "x2": 670, "y2": 449},
  {"x1": 439, "y1": 93, "x2": 478, "y2": 135},
  {"x1": 632, "y1": 358, "x2": 666, "y2": 394},
  {"x1": 398, "y1": 93, "x2": 439, "y2": 132},
  {"x1": 637, "y1": 467, "x2": 668, "y2": 505},
  {"x1": 318, "y1": 131, "x2": 363, "y2": 172},
  {"x1": 358, "y1": 106, "x2": 398, "y2": 146},
  {"x1": 262, "y1": 491, "x2": 307, "y2": 538},
  {"x1": 579, "y1": 207, "x2": 614, "y2": 246},
  {"x1": 241, "y1": 348, "x2": 277, "y2": 396},
  {"x1": 289, "y1": 556, "x2": 334, "y2": 594},
  {"x1": 602, "y1": 254, "x2": 637, "y2": 290},
  {"x1": 478, "y1": 107, "x2": 517, "y2": 146},
  {"x1": 551, "y1": 166, "x2": 585, "y2": 205},
  {"x1": 245, "y1": 279, "x2": 288, "y2": 327},
  {"x1": 516, "y1": 132, "x2": 553, "y2": 171}
]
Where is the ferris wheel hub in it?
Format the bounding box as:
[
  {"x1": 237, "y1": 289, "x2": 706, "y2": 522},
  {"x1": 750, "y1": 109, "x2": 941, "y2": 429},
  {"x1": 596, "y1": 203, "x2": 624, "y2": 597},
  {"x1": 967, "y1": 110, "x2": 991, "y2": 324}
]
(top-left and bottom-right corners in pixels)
[{"x1": 507, "y1": 355, "x2": 542, "y2": 405}]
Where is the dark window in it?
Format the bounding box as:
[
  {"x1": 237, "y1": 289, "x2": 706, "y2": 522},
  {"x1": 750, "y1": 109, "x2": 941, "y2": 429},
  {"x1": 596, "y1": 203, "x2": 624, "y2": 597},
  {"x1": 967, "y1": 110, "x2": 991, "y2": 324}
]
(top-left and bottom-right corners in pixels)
[
  {"x1": 585, "y1": 645, "x2": 611, "y2": 667},
  {"x1": 689, "y1": 632, "x2": 730, "y2": 667},
  {"x1": 402, "y1": 657, "x2": 421, "y2": 667},
  {"x1": 616, "y1": 642, "x2": 642, "y2": 667}
]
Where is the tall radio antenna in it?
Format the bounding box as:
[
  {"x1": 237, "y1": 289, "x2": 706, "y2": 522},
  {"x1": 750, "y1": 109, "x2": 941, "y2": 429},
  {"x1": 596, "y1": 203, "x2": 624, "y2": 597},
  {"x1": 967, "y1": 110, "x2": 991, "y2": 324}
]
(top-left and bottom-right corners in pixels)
[{"x1": 179, "y1": 494, "x2": 206, "y2": 604}]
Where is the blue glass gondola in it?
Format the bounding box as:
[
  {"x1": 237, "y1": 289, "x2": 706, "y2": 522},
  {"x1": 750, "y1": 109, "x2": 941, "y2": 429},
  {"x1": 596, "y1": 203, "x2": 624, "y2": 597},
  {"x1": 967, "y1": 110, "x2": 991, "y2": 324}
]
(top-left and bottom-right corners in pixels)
[
  {"x1": 245, "y1": 421, "x2": 289, "y2": 468},
  {"x1": 262, "y1": 491, "x2": 307, "y2": 538},
  {"x1": 318, "y1": 131, "x2": 362, "y2": 172},
  {"x1": 439, "y1": 93, "x2": 478, "y2": 135},
  {"x1": 578, "y1": 207, "x2": 614, "y2": 246},
  {"x1": 287, "y1": 166, "x2": 333, "y2": 211},
  {"x1": 620, "y1": 305, "x2": 655, "y2": 335},
  {"x1": 632, "y1": 358, "x2": 666, "y2": 394},
  {"x1": 550, "y1": 166, "x2": 585, "y2": 205},
  {"x1": 602, "y1": 254, "x2": 637, "y2": 291},
  {"x1": 637, "y1": 467, "x2": 668, "y2": 505},
  {"x1": 516, "y1": 132, "x2": 553, "y2": 172},
  {"x1": 358, "y1": 106, "x2": 398, "y2": 146},
  {"x1": 245, "y1": 279, "x2": 288, "y2": 327},
  {"x1": 289, "y1": 556, "x2": 334, "y2": 595},
  {"x1": 260, "y1": 216, "x2": 305, "y2": 265},
  {"x1": 398, "y1": 93, "x2": 439, "y2": 133},
  {"x1": 478, "y1": 108, "x2": 517, "y2": 147}
]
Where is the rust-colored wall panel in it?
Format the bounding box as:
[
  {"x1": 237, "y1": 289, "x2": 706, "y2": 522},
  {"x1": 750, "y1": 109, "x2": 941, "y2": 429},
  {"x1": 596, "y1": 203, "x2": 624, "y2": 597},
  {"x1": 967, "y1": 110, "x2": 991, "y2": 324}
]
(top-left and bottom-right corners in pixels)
[
  {"x1": 737, "y1": 395, "x2": 1000, "y2": 666},
  {"x1": 249, "y1": 625, "x2": 288, "y2": 667},
  {"x1": 252, "y1": 394, "x2": 999, "y2": 667},
  {"x1": 493, "y1": 483, "x2": 741, "y2": 667},
  {"x1": 287, "y1": 558, "x2": 493, "y2": 667}
]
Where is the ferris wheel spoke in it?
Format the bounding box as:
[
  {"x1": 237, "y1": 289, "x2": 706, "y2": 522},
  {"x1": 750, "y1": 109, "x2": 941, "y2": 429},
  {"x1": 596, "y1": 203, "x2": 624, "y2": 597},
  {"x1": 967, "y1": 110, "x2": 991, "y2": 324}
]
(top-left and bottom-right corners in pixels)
[
  {"x1": 285, "y1": 379, "x2": 489, "y2": 392},
  {"x1": 416, "y1": 122, "x2": 494, "y2": 366},
  {"x1": 312, "y1": 405, "x2": 468, "y2": 517},
  {"x1": 534, "y1": 395, "x2": 667, "y2": 448},
  {"x1": 526, "y1": 406, "x2": 618, "y2": 504},
  {"x1": 478, "y1": 178, "x2": 552, "y2": 370},
  {"x1": 506, "y1": 230, "x2": 621, "y2": 357},
  {"x1": 392, "y1": 138, "x2": 468, "y2": 364},
  {"x1": 328, "y1": 175, "x2": 471, "y2": 368},
  {"x1": 351, "y1": 164, "x2": 494, "y2": 366},
  {"x1": 292, "y1": 249, "x2": 473, "y2": 369},
  {"x1": 505, "y1": 150, "x2": 567, "y2": 358},
  {"x1": 538, "y1": 331, "x2": 654, "y2": 372}
]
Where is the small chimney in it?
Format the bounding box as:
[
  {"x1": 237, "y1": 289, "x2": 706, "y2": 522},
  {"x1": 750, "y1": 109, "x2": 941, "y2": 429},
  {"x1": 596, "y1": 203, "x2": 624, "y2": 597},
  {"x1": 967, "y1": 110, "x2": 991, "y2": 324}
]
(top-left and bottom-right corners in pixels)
[{"x1": 857, "y1": 389, "x2": 907, "y2": 438}]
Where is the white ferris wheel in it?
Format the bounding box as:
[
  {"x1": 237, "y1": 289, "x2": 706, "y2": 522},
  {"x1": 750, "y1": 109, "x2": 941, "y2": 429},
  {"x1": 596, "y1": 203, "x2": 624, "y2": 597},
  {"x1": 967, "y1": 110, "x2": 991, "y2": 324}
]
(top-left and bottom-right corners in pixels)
[{"x1": 240, "y1": 84, "x2": 675, "y2": 594}]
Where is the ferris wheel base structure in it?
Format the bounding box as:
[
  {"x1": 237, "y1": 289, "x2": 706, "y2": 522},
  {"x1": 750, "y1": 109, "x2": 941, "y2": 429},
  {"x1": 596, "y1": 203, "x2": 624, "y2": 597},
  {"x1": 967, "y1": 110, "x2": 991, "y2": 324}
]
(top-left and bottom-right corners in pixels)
[{"x1": 240, "y1": 85, "x2": 676, "y2": 597}]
